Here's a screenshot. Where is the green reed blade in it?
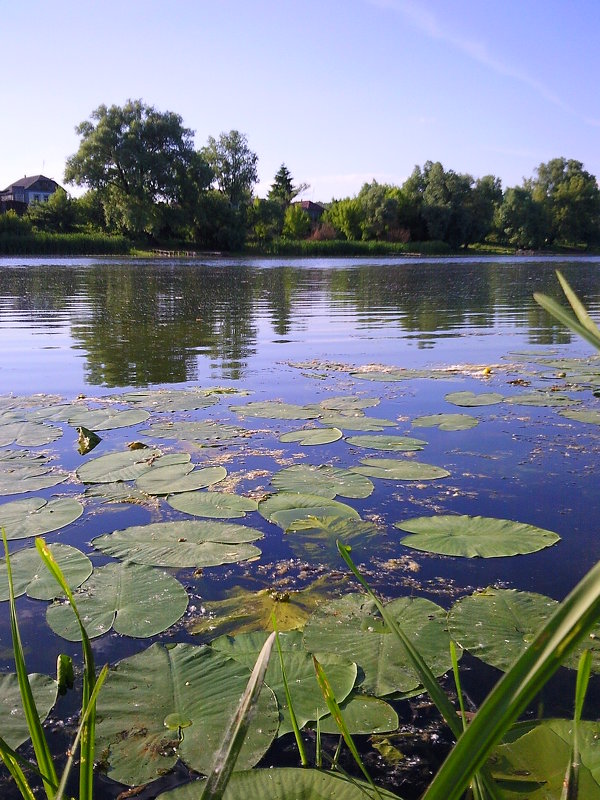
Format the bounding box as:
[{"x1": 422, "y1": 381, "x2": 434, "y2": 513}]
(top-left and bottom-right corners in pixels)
[
  {"x1": 272, "y1": 619, "x2": 308, "y2": 766},
  {"x1": 0, "y1": 737, "x2": 37, "y2": 800},
  {"x1": 422, "y1": 557, "x2": 600, "y2": 800},
  {"x1": 534, "y1": 292, "x2": 600, "y2": 351},
  {"x1": 556, "y1": 270, "x2": 600, "y2": 339},
  {"x1": 3, "y1": 530, "x2": 58, "y2": 799},
  {"x1": 201, "y1": 631, "x2": 275, "y2": 800},
  {"x1": 560, "y1": 649, "x2": 592, "y2": 800}
]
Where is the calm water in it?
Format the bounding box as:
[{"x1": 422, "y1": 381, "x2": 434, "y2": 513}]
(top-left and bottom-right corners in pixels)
[{"x1": 1, "y1": 255, "x2": 600, "y2": 796}]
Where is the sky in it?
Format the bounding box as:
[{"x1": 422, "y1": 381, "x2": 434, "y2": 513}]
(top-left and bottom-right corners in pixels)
[{"x1": 2, "y1": 0, "x2": 599, "y2": 202}]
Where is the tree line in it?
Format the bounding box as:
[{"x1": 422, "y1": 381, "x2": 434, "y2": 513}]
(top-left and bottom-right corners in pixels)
[{"x1": 3, "y1": 99, "x2": 600, "y2": 251}]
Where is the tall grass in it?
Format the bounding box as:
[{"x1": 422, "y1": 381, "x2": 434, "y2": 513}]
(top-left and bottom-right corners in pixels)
[
  {"x1": 0, "y1": 233, "x2": 131, "y2": 255},
  {"x1": 244, "y1": 238, "x2": 452, "y2": 257}
]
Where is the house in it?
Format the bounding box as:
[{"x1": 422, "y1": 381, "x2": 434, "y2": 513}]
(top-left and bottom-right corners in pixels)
[
  {"x1": 0, "y1": 175, "x2": 61, "y2": 206},
  {"x1": 296, "y1": 200, "x2": 325, "y2": 224}
]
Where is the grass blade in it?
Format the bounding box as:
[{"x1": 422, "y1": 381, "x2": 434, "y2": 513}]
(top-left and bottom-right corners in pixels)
[
  {"x1": 422, "y1": 557, "x2": 600, "y2": 800},
  {"x1": 450, "y1": 640, "x2": 467, "y2": 734},
  {"x1": 35, "y1": 538, "x2": 97, "y2": 800},
  {"x1": 2, "y1": 530, "x2": 58, "y2": 799},
  {"x1": 560, "y1": 649, "x2": 592, "y2": 800},
  {"x1": 533, "y1": 292, "x2": 600, "y2": 351},
  {"x1": 272, "y1": 620, "x2": 308, "y2": 766},
  {"x1": 313, "y1": 656, "x2": 383, "y2": 800},
  {"x1": 556, "y1": 270, "x2": 600, "y2": 339},
  {"x1": 201, "y1": 631, "x2": 275, "y2": 800},
  {"x1": 0, "y1": 738, "x2": 37, "y2": 800}
]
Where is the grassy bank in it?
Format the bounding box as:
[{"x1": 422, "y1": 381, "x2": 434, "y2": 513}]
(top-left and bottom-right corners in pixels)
[
  {"x1": 0, "y1": 232, "x2": 132, "y2": 256},
  {"x1": 244, "y1": 238, "x2": 453, "y2": 256}
]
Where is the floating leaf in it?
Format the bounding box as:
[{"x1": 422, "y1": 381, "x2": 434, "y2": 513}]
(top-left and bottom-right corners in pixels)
[
  {"x1": 116, "y1": 388, "x2": 220, "y2": 412},
  {"x1": 315, "y1": 693, "x2": 398, "y2": 735},
  {"x1": 67, "y1": 407, "x2": 150, "y2": 431},
  {"x1": 230, "y1": 401, "x2": 318, "y2": 420},
  {"x1": 318, "y1": 396, "x2": 380, "y2": 411},
  {"x1": 271, "y1": 464, "x2": 374, "y2": 499},
  {"x1": 317, "y1": 414, "x2": 396, "y2": 431},
  {"x1": 85, "y1": 482, "x2": 152, "y2": 505},
  {"x1": 395, "y1": 515, "x2": 561, "y2": 557},
  {"x1": 92, "y1": 520, "x2": 262, "y2": 568},
  {"x1": 279, "y1": 427, "x2": 343, "y2": 445},
  {"x1": 352, "y1": 457, "x2": 450, "y2": 481},
  {"x1": 0, "y1": 673, "x2": 58, "y2": 749},
  {"x1": 212, "y1": 630, "x2": 357, "y2": 734},
  {"x1": 259, "y1": 492, "x2": 359, "y2": 530},
  {"x1": 158, "y1": 768, "x2": 400, "y2": 800},
  {"x1": 141, "y1": 421, "x2": 249, "y2": 445},
  {"x1": 0, "y1": 497, "x2": 83, "y2": 540},
  {"x1": 77, "y1": 426, "x2": 102, "y2": 455},
  {"x1": 351, "y1": 368, "x2": 436, "y2": 381},
  {"x1": 303, "y1": 593, "x2": 455, "y2": 696},
  {"x1": 285, "y1": 515, "x2": 379, "y2": 563},
  {"x1": 135, "y1": 464, "x2": 227, "y2": 496},
  {"x1": 559, "y1": 408, "x2": 600, "y2": 425},
  {"x1": 346, "y1": 434, "x2": 426, "y2": 451},
  {"x1": 0, "y1": 420, "x2": 62, "y2": 447},
  {"x1": 95, "y1": 643, "x2": 278, "y2": 785},
  {"x1": 444, "y1": 391, "x2": 504, "y2": 407},
  {"x1": 188, "y1": 575, "x2": 349, "y2": 638},
  {"x1": 0, "y1": 464, "x2": 67, "y2": 496},
  {"x1": 46, "y1": 562, "x2": 188, "y2": 640},
  {"x1": 0, "y1": 543, "x2": 92, "y2": 600},
  {"x1": 76, "y1": 448, "x2": 163, "y2": 483},
  {"x1": 412, "y1": 413, "x2": 479, "y2": 431},
  {"x1": 504, "y1": 392, "x2": 578, "y2": 407},
  {"x1": 167, "y1": 491, "x2": 258, "y2": 519}
]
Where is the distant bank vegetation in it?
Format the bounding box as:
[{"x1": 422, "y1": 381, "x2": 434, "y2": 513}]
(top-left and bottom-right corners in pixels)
[{"x1": 1, "y1": 100, "x2": 599, "y2": 256}]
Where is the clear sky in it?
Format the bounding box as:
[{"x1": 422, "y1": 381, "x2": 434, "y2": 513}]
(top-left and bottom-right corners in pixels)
[{"x1": 2, "y1": 0, "x2": 599, "y2": 202}]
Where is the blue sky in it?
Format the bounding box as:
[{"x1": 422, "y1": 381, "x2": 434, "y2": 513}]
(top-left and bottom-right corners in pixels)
[{"x1": 2, "y1": 0, "x2": 599, "y2": 201}]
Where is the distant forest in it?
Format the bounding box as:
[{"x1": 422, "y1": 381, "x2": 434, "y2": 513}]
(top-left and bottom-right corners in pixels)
[{"x1": 2, "y1": 100, "x2": 599, "y2": 254}]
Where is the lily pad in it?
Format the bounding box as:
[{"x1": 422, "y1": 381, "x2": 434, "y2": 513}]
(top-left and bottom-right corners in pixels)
[
  {"x1": 95, "y1": 642, "x2": 278, "y2": 785},
  {"x1": 444, "y1": 391, "x2": 504, "y2": 407},
  {"x1": 503, "y1": 392, "x2": 578, "y2": 407},
  {"x1": 318, "y1": 396, "x2": 380, "y2": 412},
  {"x1": 84, "y1": 482, "x2": 152, "y2": 505},
  {"x1": 271, "y1": 464, "x2": 374, "y2": 499},
  {"x1": 317, "y1": 414, "x2": 396, "y2": 431},
  {"x1": 230, "y1": 401, "x2": 318, "y2": 420},
  {"x1": 412, "y1": 413, "x2": 479, "y2": 431},
  {"x1": 351, "y1": 368, "x2": 435, "y2": 381},
  {"x1": 558, "y1": 408, "x2": 600, "y2": 425},
  {"x1": 135, "y1": 464, "x2": 227, "y2": 496},
  {"x1": 76, "y1": 448, "x2": 163, "y2": 484},
  {"x1": 0, "y1": 543, "x2": 92, "y2": 600},
  {"x1": 0, "y1": 497, "x2": 83, "y2": 540},
  {"x1": 92, "y1": 520, "x2": 262, "y2": 568},
  {"x1": 0, "y1": 464, "x2": 67, "y2": 496},
  {"x1": 0, "y1": 673, "x2": 58, "y2": 749},
  {"x1": 158, "y1": 768, "x2": 400, "y2": 800},
  {"x1": 315, "y1": 693, "x2": 398, "y2": 735},
  {"x1": 286, "y1": 515, "x2": 379, "y2": 563},
  {"x1": 279, "y1": 427, "x2": 343, "y2": 446},
  {"x1": 141, "y1": 421, "x2": 249, "y2": 445},
  {"x1": 346, "y1": 434, "x2": 426, "y2": 451},
  {"x1": 0, "y1": 421, "x2": 62, "y2": 447},
  {"x1": 303, "y1": 593, "x2": 455, "y2": 696},
  {"x1": 211, "y1": 630, "x2": 357, "y2": 734},
  {"x1": 66, "y1": 407, "x2": 150, "y2": 431},
  {"x1": 395, "y1": 515, "x2": 561, "y2": 557},
  {"x1": 46, "y1": 562, "x2": 188, "y2": 640},
  {"x1": 259, "y1": 492, "x2": 360, "y2": 530},
  {"x1": 167, "y1": 491, "x2": 258, "y2": 519},
  {"x1": 116, "y1": 388, "x2": 220, "y2": 412},
  {"x1": 352, "y1": 458, "x2": 450, "y2": 481},
  {"x1": 188, "y1": 575, "x2": 350, "y2": 638}
]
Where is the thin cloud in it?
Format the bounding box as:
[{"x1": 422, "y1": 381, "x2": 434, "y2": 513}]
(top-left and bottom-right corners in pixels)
[{"x1": 370, "y1": 0, "x2": 571, "y2": 113}]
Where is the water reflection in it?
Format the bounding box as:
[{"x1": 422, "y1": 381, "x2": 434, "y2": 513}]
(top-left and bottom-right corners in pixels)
[{"x1": 0, "y1": 256, "x2": 599, "y2": 389}]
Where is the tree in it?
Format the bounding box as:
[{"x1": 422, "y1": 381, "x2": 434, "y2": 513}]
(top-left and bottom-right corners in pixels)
[
  {"x1": 494, "y1": 187, "x2": 548, "y2": 249},
  {"x1": 64, "y1": 100, "x2": 209, "y2": 235},
  {"x1": 268, "y1": 164, "x2": 308, "y2": 207},
  {"x1": 323, "y1": 198, "x2": 364, "y2": 240},
  {"x1": 26, "y1": 189, "x2": 76, "y2": 233},
  {"x1": 282, "y1": 204, "x2": 311, "y2": 239},
  {"x1": 202, "y1": 130, "x2": 258, "y2": 207}
]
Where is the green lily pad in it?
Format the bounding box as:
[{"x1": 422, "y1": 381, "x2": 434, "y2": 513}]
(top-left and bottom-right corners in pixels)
[
  {"x1": 0, "y1": 464, "x2": 67, "y2": 496},
  {"x1": 303, "y1": 593, "x2": 455, "y2": 696},
  {"x1": 141, "y1": 421, "x2": 249, "y2": 445},
  {"x1": 211, "y1": 630, "x2": 357, "y2": 734},
  {"x1": 0, "y1": 673, "x2": 58, "y2": 749},
  {"x1": 46, "y1": 562, "x2": 188, "y2": 640},
  {"x1": 351, "y1": 368, "x2": 436, "y2": 381},
  {"x1": 76, "y1": 448, "x2": 163, "y2": 484},
  {"x1": 188, "y1": 575, "x2": 350, "y2": 638},
  {"x1": 271, "y1": 464, "x2": 374, "y2": 499},
  {"x1": 0, "y1": 449, "x2": 51, "y2": 465},
  {"x1": 0, "y1": 543, "x2": 92, "y2": 600},
  {"x1": 412, "y1": 413, "x2": 479, "y2": 431},
  {"x1": 0, "y1": 421, "x2": 62, "y2": 447},
  {"x1": 317, "y1": 414, "x2": 396, "y2": 431},
  {"x1": 346, "y1": 434, "x2": 426, "y2": 451},
  {"x1": 286, "y1": 515, "x2": 379, "y2": 562},
  {"x1": 157, "y1": 768, "x2": 400, "y2": 800},
  {"x1": 395, "y1": 515, "x2": 561, "y2": 557},
  {"x1": 279, "y1": 427, "x2": 343, "y2": 445},
  {"x1": 444, "y1": 391, "x2": 504, "y2": 406},
  {"x1": 558, "y1": 408, "x2": 600, "y2": 425},
  {"x1": 315, "y1": 693, "x2": 399, "y2": 735},
  {"x1": 135, "y1": 464, "x2": 227, "y2": 496},
  {"x1": 167, "y1": 491, "x2": 258, "y2": 519},
  {"x1": 66, "y1": 407, "x2": 150, "y2": 431},
  {"x1": 259, "y1": 492, "x2": 360, "y2": 530},
  {"x1": 95, "y1": 642, "x2": 278, "y2": 785},
  {"x1": 318, "y1": 396, "x2": 380, "y2": 412},
  {"x1": 0, "y1": 497, "x2": 83, "y2": 540},
  {"x1": 92, "y1": 520, "x2": 262, "y2": 568},
  {"x1": 84, "y1": 482, "x2": 151, "y2": 505},
  {"x1": 352, "y1": 458, "x2": 450, "y2": 481},
  {"x1": 503, "y1": 392, "x2": 578, "y2": 407},
  {"x1": 230, "y1": 401, "x2": 318, "y2": 420},
  {"x1": 492, "y1": 719, "x2": 600, "y2": 799},
  {"x1": 116, "y1": 388, "x2": 220, "y2": 412}
]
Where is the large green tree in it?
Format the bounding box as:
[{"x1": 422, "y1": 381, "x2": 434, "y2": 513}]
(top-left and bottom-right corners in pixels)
[
  {"x1": 268, "y1": 164, "x2": 308, "y2": 207},
  {"x1": 202, "y1": 130, "x2": 258, "y2": 207},
  {"x1": 64, "y1": 100, "x2": 210, "y2": 235}
]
